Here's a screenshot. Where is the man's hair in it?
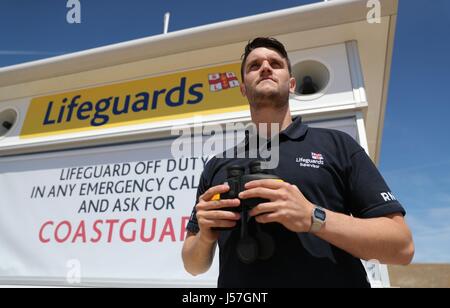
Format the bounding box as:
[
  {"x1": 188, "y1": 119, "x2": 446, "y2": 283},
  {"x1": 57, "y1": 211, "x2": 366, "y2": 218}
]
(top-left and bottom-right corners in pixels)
[{"x1": 240, "y1": 37, "x2": 292, "y2": 81}]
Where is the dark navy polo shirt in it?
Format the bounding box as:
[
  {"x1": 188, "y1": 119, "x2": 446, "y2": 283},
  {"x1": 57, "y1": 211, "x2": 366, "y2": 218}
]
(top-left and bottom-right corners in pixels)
[{"x1": 186, "y1": 116, "x2": 405, "y2": 288}]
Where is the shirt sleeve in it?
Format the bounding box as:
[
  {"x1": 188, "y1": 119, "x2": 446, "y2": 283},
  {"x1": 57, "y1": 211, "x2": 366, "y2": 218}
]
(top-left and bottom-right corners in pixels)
[
  {"x1": 347, "y1": 149, "x2": 406, "y2": 218},
  {"x1": 186, "y1": 160, "x2": 213, "y2": 234}
]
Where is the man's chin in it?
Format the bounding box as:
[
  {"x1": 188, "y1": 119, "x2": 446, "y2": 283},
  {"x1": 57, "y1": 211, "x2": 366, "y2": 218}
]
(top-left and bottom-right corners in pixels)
[
  {"x1": 254, "y1": 88, "x2": 279, "y2": 98},
  {"x1": 251, "y1": 95, "x2": 287, "y2": 109}
]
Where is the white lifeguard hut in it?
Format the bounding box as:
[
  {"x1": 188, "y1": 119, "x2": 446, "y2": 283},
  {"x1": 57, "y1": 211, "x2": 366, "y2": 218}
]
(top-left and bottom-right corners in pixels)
[{"x1": 0, "y1": 0, "x2": 398, "y2": 287}]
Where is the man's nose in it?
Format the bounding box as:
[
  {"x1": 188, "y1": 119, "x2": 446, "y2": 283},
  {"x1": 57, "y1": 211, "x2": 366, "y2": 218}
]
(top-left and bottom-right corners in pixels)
[{"x1": 260, "y1": 60, "x2": 272, "y2": 73}]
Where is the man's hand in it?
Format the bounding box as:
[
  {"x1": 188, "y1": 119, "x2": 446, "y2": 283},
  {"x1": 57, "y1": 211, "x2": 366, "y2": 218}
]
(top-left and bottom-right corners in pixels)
[
  {"x1": 195, "y1": 184, "x2": 241, "y2": 243},
  {"x1": 240, "y1": 179, "x2": 314, "y2": 233}
]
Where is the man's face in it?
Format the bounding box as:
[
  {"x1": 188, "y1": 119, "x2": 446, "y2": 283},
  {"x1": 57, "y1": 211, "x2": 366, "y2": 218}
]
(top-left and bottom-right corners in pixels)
[{"x1": 240, "y1": 47, "x2": 296, "y2": 108}]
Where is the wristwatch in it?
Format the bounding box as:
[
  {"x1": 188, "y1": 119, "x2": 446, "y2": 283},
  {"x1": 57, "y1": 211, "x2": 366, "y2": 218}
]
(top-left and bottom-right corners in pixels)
[{"x1": 310, "y1": 206, "x2": 326, "y2": 233}]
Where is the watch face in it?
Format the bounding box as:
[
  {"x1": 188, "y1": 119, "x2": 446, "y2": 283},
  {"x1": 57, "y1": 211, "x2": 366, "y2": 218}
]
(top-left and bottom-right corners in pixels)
[{"x1": 314, "y1": 208, "x2": 326, "y2": 221}]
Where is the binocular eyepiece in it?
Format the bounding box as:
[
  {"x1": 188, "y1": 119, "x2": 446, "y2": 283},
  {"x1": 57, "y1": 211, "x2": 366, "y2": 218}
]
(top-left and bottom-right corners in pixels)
[{"x1": 216, "y1": 160, "x2": 282, "y2": 212}]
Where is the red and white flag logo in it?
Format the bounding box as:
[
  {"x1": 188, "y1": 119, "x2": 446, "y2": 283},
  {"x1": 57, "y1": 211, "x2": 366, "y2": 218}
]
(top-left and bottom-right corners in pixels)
[
  {"x1": 208, "y1": 72, "x2": 240, "y2": 92},
  {"x1": 311, "y1": 152, "x2": 323, "y2": 160}
]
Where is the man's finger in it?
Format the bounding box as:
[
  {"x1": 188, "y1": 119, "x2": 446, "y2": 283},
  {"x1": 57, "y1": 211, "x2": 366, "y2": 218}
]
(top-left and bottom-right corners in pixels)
[
  {"x1": 199, "y1": 218, "x2": 239, "y2": 229},
  {"x1": 248, "y1": 202, "x2": 278, "y2": 217},
  {"x1": 254, "y1": 212, "x2": 279, "y2": 224},
  {"x1": 244, "y1": 179, "x2": 285, "y2": 190},
  {"x1": 197, "y1": 198, "x2": 240, "y2": 211},
  {"x1": 239, "y1": 187, "x2": 279, "y2": 201},
  {"x1": 200, "y1": 184, "x2": 230, "y2": 202},
  {"x1": 203, "y1": 210, "x2": 241, "y2": 221}
]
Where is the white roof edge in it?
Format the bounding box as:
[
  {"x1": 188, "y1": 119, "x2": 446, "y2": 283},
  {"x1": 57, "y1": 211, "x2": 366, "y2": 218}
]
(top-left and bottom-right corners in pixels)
[
  {"x1": 0, "y1": 0, "x2": 397, "y2": 87},
  {"x1": 374, "y1": 13, "x2": 398, "y2": 165}
]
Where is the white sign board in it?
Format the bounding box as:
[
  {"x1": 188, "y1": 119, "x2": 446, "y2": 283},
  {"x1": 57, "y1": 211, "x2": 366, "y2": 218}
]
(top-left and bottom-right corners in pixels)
[{"x1": 0, "y1": 138, "x2": 219, "y2": 287}]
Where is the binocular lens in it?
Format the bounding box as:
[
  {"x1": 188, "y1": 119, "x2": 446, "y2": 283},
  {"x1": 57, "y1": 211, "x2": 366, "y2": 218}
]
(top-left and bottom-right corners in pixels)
[{"x1": 227, "y1": 165, "x2": 245, "y2": 177}]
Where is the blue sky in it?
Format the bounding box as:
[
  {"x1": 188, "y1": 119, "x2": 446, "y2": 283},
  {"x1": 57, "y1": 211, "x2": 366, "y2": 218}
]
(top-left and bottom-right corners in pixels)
[{"x1": 1, "y1": 0, "x2": 449, "y2": 263}]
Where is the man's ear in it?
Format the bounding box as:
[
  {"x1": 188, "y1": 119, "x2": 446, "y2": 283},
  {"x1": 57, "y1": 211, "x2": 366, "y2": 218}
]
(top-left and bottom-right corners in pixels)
[
  {"x1": 289, "y1": 76, "x2": 297, "y2": 94},
  {"x1": 240, "y1": 82, "x2": 247, "y2": 97}
]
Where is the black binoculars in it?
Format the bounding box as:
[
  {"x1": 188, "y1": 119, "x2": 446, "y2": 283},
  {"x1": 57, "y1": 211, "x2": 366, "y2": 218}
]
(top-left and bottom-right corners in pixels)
[
  {"x1": 213, "y1": 161, "x2": 282, "y2": 264},
  {"x1": 214, "y1": 160, "x2": 282, "y2": 212}
]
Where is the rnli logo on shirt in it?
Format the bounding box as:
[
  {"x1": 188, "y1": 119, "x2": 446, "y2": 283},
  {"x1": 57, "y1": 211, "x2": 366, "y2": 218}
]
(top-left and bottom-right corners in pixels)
[
  {"x1": 311, "y1": 152, "x2": 323, "y2": 160},
  {"x1": 296, "y1": 152, "x2": 325, "y2": 169},
  {"x1": 381, "y1": 192, "x2": 396, "y2": 202}
]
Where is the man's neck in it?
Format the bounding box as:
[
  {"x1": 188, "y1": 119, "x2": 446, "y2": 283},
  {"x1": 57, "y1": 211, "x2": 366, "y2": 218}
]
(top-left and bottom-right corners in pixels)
[{"x1": 250, "y1": 104, "x2": 292, "y2": 137}]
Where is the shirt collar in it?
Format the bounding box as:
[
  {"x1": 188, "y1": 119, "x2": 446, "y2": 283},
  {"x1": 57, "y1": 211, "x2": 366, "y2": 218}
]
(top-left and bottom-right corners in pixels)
[
  {"x1": 280, "y1": 116, "x2": 308, "y2": 140},
  {"x1": 242, "y1": 116, "x2": 308, "y2": 147}
]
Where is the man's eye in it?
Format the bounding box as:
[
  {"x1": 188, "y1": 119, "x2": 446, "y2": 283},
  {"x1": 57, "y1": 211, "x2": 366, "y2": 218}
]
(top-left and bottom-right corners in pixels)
[{"x1": 271, "y1": 62, "x2": 282, "y2": 68}]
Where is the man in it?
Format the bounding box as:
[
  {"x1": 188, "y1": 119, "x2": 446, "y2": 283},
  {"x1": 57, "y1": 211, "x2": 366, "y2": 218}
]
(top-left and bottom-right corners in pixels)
[{"x1": 182, "y1": 37, "x2": 414, "y2": 287}]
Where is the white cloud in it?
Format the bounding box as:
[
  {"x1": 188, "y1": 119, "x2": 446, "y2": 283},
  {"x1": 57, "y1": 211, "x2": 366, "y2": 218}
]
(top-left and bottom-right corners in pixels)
[
  {"x1": 407, "y1": 209, "x2": 450, "y2": 263},
  {"x1": 381, "y1": 164, "x2": 450, "y2": 262}
]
